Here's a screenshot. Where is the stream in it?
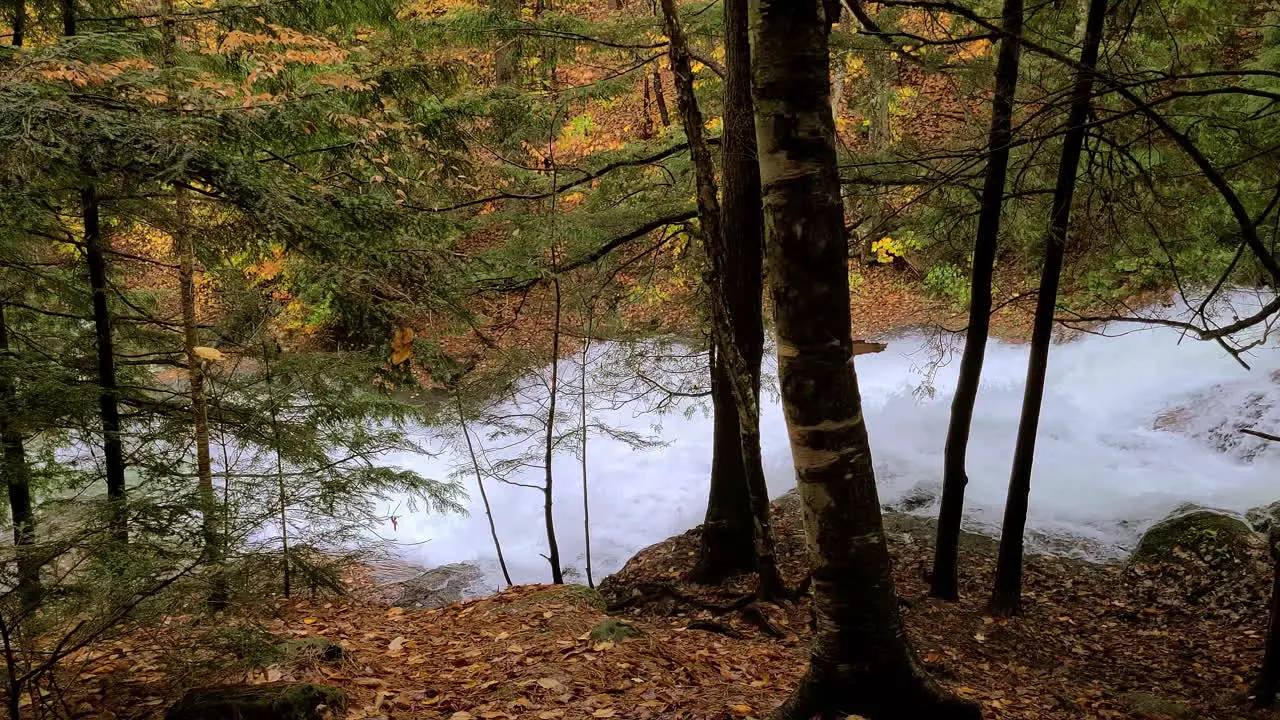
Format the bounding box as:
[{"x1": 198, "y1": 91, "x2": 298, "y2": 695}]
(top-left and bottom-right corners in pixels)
[{"x1": 378, "y1": 294, "x2": 1280, "y2": 595}]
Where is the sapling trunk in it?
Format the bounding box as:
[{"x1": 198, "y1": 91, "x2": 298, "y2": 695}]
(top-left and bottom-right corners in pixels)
[{"x1": 456, "y1": 390, "x2": 513, "y2": 586}]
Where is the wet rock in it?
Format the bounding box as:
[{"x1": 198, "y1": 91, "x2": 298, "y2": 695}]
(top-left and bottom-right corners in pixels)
[
  {"x1": 885, "y1": 483, "x2": 937, "y2": 513},
  {"x1": 1247, "y1": 501, "x2": 1280, "y2": 533},
  {"x1": 388, "y1": 562, "x2": 486, "y2": 609},
  {"x1": 166, "y1": 682, "x2": 346, "y2": 720}
]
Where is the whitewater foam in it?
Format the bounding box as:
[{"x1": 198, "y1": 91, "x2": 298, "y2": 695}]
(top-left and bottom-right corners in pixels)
[{"x1": 380, "y1": 298, "x2": 1280, "y2": 594}]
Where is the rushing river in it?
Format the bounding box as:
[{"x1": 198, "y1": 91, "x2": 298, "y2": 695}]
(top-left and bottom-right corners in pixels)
[{"x1": 378, "y1": 295, "x2": 1280, "y2": 594}]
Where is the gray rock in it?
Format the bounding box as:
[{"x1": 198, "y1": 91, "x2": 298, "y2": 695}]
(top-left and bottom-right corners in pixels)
[
  {"x1": 1247, "y1": 501, "x2": 1280, "y2": 533},
  {"x1": 389, "y1": 562, "x2": 485, "y2": 609}
]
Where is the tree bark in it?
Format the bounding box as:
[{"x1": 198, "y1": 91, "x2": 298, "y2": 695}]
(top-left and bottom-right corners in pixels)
[
  {"x1": 931, "y1": 0, "x2": 1024, "y2": 602},
  {"x1": 652, "y1": 67, "x2": 671, "y2": 127},
  {"x1": 10, "y1": 0, "x2": 23, "y2": 47},
  {"x1": 0, "y1": 305, "x2": 38, "y2": 611},
  {"x1": 579, "y1": 313, "x2": 594, "y2": 588},
  {"x1": 988, "y1": 0, "x2": 1107, "y2": 618},
  {"x1": 662, "y1": 0, "x2": 783, "y2": 599},
  {"x1": 83, "y1": 185, "x2": 128, "y2": 543},
  {"x1": 1254, "y1": 528, "x2": 1280, "y2": 707},
  {"x1": 689, "y1": 347, "x2": 755, "y2": 582},
  {"x1": 751, "y1": 2, "x2": 979, "y2": 718},
  {"x1": 61, "y1": 0, "x2": 73, "y2": 36}
]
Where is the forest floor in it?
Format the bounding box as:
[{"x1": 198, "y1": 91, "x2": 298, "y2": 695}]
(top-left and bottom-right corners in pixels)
[{"x1": 57, "y1": 490, "x2": 1276, "y2": 720}]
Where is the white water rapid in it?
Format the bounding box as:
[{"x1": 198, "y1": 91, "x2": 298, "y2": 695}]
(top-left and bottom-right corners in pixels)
[{"x1": 379, "y1": 298, "x2": 1280, "y2": 595}]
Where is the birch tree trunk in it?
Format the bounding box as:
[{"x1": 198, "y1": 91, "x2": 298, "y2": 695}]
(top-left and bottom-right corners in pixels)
[
  {"x1": 751, "y1": 2, "x2": 979, "y2": 717},
  {"x1": 661, "y1": 0, "x2": 783, "y2": 599},
  {"x1": 989, "y1": 0, "x2": 1107, "y2": 617},
  {"x1": 932, "y1": 0, "x2": 1024, "y2": 602}
]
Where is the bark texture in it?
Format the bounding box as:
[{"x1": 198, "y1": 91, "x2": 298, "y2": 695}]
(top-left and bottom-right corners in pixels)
[
  {"x1": 83, "y1": 185, "x2": 128, "y2": 543},
  {"x1": 932, "y1": 0, "x2": 1024, "y2": 602},
  {"x1": 0, "y1": 305, "x2": 38, "y2": 610},
  {"x1": 1254, "y1": 528, "x2": 1280, "y2": 707},
  {"x1": 751, "y1": 2, "x2": 979, "y2": 717},
  {"x1": 11, "y1": 0, "x2": 23, "y2": 47},
  {"x1": 689, "y1": 348, "x2": 755, "y2": 582},
  {"x1": 989, "y1": 0, "x2": 1107, "y2": 617},
  {"x1": 662, "y1": 0, "x2": 782, "y2": 598}
]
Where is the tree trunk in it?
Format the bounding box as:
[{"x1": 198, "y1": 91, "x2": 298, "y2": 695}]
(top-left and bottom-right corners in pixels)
[
  {"x1": 61, "y1": 0, "x2": 73, "y2": 36},
  {"x1": 494, "y1": 0, "x2": 521, "y2": 86},
  {"x1": 0, "y1": 305, "x2": 38, "y2": 611},
  {"x1": 931, "y1": 0, "x2": 1024, "y2": 602},
  {"x1": 579, "y1": 313, "x2": 594, "y2": 588},
  {"x1": 652, "y1": 67, "x2": 671, "y2": 127},
  {"x1": 689, "y1": 347, "x2": 755, "y2": 582},
  {"x1": 662, "y1": 0, "x2": 783, "y2": 599},
  {"x1": 543, "y1": 268, "x2": 564, "y2": 585},
  {"x1": 456, "y1": 390, "x2": 513, "y2": 587},
  {"x1": 752, "y1": 3, "x2": 979, "y2": 718},
  {"x1": 264, "y1": 345, "x2": 290, "y2": 598},
  {"x1": 1254, "y1": 528, "x2": 1280, "y2": 707},
  {"x1": 988, "y1": 0, "x2": 1107, "y2": 618},
  {"x1": 11, "y1": 0, "x2": 23, "y2": 47},
  {"x1": 179, "y1": 233, "x2": 224, "y2": 606},
  {"x1": 83, "y1": 185, "x2": 128, "y2": 543}
]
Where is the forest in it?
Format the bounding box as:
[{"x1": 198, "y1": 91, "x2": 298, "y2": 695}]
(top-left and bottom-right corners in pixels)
[{"x1": 2, "y1": 0, "x2": 1280, "y2": 717}]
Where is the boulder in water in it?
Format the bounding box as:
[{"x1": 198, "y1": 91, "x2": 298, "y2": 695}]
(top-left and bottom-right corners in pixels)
[
  {"x1": 1247, "y1": 501, "x2": 1280, "y2": 534},
  {"x1": 389, "y1": 562, "x2": 486, "y2": 609}
]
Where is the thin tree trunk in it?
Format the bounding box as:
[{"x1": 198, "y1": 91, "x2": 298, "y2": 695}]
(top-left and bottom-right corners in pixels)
[
  {"x1": 0, "y1": 305, "x2": 38, "y2": 610},
  {"x1": 83, "y1": 186, "x2": 128, "y2": 543},
  {"x1": 11, "y1": 0, "x2": 23, "y2": 47},
  {"x1": 661, "y1": 0, "x2": 783, "y2": 599},
  {"x1": 179, "y1": 234, "x2": 224, "y2": 605},
  {"x1": 579, "y1": 312, "x2": 594, "y2": 589},
  {"x1": 752, "y1": 3, "x2": 979, "y2": 718},
  {"x1": 931, "y1": 0, "x2": 1024, "y2": 602},
  {"x1": 652, "y1": 67, "x2": 671, "y2": 127},
  {"x1": 493, "y1": 0, "x2": 521, "y2": 85},
  {"x1": 988, "y1": 0, "x2": 1107, "y2": 618},
  {"x1": 61, "y1": 0, "x2": 73, "y2": 36},
  {"x1": 1255, "y1": 528, "x2": 1280, "y2": 707},
  {"x1": 543, "y1": 267, "x2": 564, "y2": 585},
  {"x1": 640, "y1": 73, "x2": 656, "y2": 139},
  {"x1": 456, "y1": 390, "x2": 513, "y2": 587},
  {"x1": 264, "y1": 346, "x2": 291, "y2": 598}
]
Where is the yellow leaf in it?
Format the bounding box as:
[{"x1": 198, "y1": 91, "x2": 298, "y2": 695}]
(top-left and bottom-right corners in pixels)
[
  {"x1": 592, "y1": 710, "x2": 616, "y2": 718},
  {"x1": 193, "y1": 346, "x2": 224, "y2": 362},
  {"x1": 389, "y1": 327, "x2": 414, "y2": 365},
  {"x1": 302, "y1": 617, "x2": 318, "y2": 625}
]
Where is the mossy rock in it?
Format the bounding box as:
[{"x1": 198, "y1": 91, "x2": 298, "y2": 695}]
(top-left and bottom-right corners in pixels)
[
  {"x1": 589, "y1": 618, "x2": 642, "y2": 643},
  {"x1": 1121, "y1": 692, "x2": 1199, "y2": 719},
  {"x1": 527, "y1": 584, "x2": 607, "y2": 611},
  {"x1": 1130, "y1": 509, "x2": 1259, "y2": 568},
  {"x1": 166, "y1": 682, "x2": 347, "y2": 720},
  {"x1": 277, "y1": 637, "x2": 346, "y2": 663}
]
